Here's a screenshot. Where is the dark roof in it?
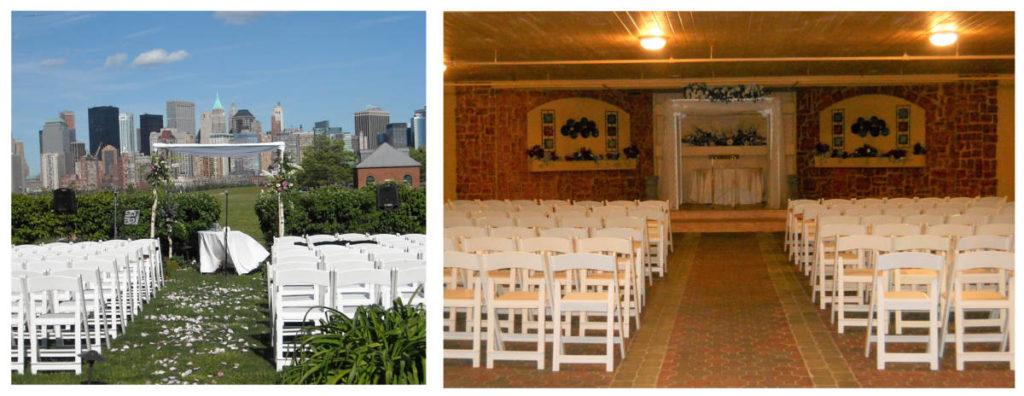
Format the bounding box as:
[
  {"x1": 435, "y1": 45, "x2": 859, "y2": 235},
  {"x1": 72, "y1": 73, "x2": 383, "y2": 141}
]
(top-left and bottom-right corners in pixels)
[
  {"x1": 354, "y1": 143, "x2": 421, "y2": 169},
  {"x1": 233, "y1": 109, "x2": 254, "y2": 118}
]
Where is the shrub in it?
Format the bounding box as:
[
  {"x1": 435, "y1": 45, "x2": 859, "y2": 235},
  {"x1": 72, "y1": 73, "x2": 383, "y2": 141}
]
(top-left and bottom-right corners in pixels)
[
  {"x1": 11, "y1": 191, "x2": 220, "y2": 259},
  {"x1": 279, "y1": 296, "x2": 426, "y2": 385},
  {"x1": 254, "y1": 184, "x2": 425, "y2": 243}
]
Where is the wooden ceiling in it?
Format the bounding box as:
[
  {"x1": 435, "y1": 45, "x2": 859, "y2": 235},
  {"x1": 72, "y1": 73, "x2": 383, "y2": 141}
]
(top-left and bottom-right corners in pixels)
[{"x1": 444, "y1": 11, "x2": 1014, "y2": 83}]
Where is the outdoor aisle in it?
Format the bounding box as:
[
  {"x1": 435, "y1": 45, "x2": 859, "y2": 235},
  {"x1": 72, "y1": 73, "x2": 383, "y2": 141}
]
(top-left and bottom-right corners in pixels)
[{"x1": 13, "y1": 269, "x2": 277, "y2": 384}]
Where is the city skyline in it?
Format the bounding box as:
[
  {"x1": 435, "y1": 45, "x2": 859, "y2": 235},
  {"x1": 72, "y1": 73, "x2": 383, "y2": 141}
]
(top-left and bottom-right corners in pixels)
[{"x1": 12, "y1": 11, "x2": 426, "y2": 177}]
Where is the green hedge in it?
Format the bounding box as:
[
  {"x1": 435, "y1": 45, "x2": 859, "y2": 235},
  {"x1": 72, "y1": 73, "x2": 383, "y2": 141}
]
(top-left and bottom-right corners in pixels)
[
  {"x1": 255, "y1": 184, "x2": 426, "y2": 243},
  {"x1": 11, "y1": 191, "x2": 220, "y2": 259}
]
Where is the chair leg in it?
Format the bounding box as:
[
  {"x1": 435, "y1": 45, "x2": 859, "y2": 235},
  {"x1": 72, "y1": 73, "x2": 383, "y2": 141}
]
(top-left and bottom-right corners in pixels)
[
  {"x1": 536, "y1": 305, "x2": 545, "y2": 370},
  {"x1": 552, "y1": 304, "x2": 562, "y2": 372},
  {"x1": 955, "y1": 306, "x2": 965, "y2": 371},
  {"x1": 606, "y1": 303, "x2": 614, "y2": 372},
  {"x1": 877, "y1": 307, "x2": 887, "y2": 370}
]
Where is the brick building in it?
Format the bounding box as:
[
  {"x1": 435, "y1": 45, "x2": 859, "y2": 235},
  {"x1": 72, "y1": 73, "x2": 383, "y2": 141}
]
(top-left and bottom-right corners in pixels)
[{"x1": 353, "y1": 142, "x2": 421, "y2": 188}]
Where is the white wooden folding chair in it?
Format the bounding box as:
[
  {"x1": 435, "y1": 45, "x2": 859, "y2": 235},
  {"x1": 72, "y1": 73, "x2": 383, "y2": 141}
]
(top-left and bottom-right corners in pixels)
[
  {"x1": 577, "y1": 237, "x2": 639, "y2": 338},
  {"x1": 948, "y1": 197, "x2": 975, "y2": 206},
  {"x1": 393, "y1": 267, "x2": 425, "y2": 306},
  {"x1": 976, "y1": 223, "x2": 1014, "y2": 237},
  {"x1": 861, "y1": 215, "x2": 901, "y2": 229},
  {"x1": 812, "y1": 222, "x2": 867, "y2": 309},
  {"x1": 445, "y1": 215, "x2": 475, "y2": 228},
  {"x1": 870, "y1": 223, "x2": 921, "y2": 237},
  {"x1": 786, "y1": 200, "x2": 820, "y2": 258},
  {"x1": 475, "y1": 216, "x2": 517, "y2": 228},
  {"x1": 52, "y1": 268, "x2": 110, "y2": 351},
  {"x1": 518, "y1": 236, "x2": 576, "y2": 335},
  {"x1": 558, "y1": 216, "x2": 602, "y2": 230},
  {"x1": 973, "y1": 196, "x2": 1008, "y2": 207},
  {"x1": 916, "y1": 197, "x2": 945, "y2": 207},
  {"x1": 482, "y1": 252, "x2": 547, "y2": 370},
  {"x1": 947, "y1": 214, "x2": 989, "y2": 226},
  {"x1": 574, "y1": 200, "x2": 605, "y2": 209},
  {"x1": 947, "y1": 251, "x2": 1014, "y2": 370},
  {"x1": 549, "y1": 253, "x2": 625, "y2": 372},
  {"x1": 516, "y1": 216, "x2": 557, "y2": 229},
  {"x1": 846, "y1": 207, "x2": 883, "y2": 217},
  {"x1": 868, "y1": 252, "x2": 943, "y2": 370},
  {"x1": 444, "y1": 226, "x2": 489, "y2": 240},
  {"x1": 965, "y1": 206, "x2": 1000, "y2": 217},
  {"x1": 925, "y1": 205, "x2": 963, "y2": 218},
  {"x1": 591, "y1": 205, "x2": 627, "y2": 219},
  {"x1": 272, "y1": 268, "x2": 333, "y2": 371},
  {"x1": 832, "y1": 235, "x2": 891, "y2": 333},
  {"x1": 886, "y1": 197, "x2": 916, "y2": 207},
  {"x1": 889, "y1": 235, "x2": 951, "y2": 335},
  {"x1": 539, "y1": 227, "x2": 590, "y2": 240},
  {"x1": 27, "y1": 275, "x2": 91, "y2": 374},
  {"x1": 628, "y1": 207, "x2": 669, "y2": 277},
  {"x1": 856, "y1": 198, "x2": 885, "y2": 206},
  {"x1": 11, "y1": 277, "x2": 28, "y2": 375},
  {"x1": 990, "y1": 212, "x2": 1014, "y2": 224},
  {"x1": 443, "y1": 252, "x2": 483, "y2": 367}
]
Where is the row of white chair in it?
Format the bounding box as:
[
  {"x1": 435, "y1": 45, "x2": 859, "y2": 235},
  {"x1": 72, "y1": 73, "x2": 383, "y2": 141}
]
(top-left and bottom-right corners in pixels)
[{"x1": 444, "y1": 237, "x2": 640, "y2": 372}]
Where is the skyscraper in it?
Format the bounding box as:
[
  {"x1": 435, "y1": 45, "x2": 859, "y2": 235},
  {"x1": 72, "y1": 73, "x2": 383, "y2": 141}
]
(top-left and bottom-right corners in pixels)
[
  {"x1": 88, "y1": 106, "x2": 119, "y2": 155},
  {"x1": 59, "y1": 110, "x2": 76, "y2": 142},
  {"x1": 271, "y1": 102, "x2": 284, "y2": 133},
  {"x1": 199, "y1": 93, "x2": 227, "y2": 142},
  {"x1": 410, "y1": 107, "x2": 426, "y2": 148},
  {"x1": 166, "y1": 100, "x2": 196, "y2": 135},
  {"x1": 40, "y1": 152, "x2": 64, "y2": 190},
  {"x1": 231, "y1": 109, "x2": 256, "y2": 133},
  {"x1": 386, "y1": 122, "x2": 410, "y2": 148},
  {"x1": 354, "y1": 106, "x2": 390, "y2": 151},
  {"x1": 12, "y1": 139, "x2": 28, "y2": 193},
  {"x1": 119, "y1": 112, "x2": 136, "y2": 153},
  {"x1": 40, "y1": 118, "x2": 74, "y2": 175},
  {"x1": 139, "y1": 113, "x2": 163, "y2": 156}
]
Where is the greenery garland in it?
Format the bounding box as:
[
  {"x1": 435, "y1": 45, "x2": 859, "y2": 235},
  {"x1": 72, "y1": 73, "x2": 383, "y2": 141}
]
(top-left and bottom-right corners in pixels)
[{"x1": 681, "y1": 83, "x2": 766, "y2": 102}]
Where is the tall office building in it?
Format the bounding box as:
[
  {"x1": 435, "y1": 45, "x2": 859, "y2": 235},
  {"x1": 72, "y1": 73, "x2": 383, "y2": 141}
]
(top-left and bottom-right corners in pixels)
[
  {"x1": 271, "y1": 102, "x2": 284, "y2": 132},
  {"x1": 40, "y1": 118, "x2": 74, "y2": 175},
  {"x1": 231, "y1": 109, "x2": 256, "y2": 133},
  {"x1": 59, "y1": 110, "x2": 76, "y2": 142},
  {"x1": 69, "y1": 142, "x2": 87, "y2": 164},
  {"x1": 199, "y1": 93, "x2": 227, "y2": 143},
  {"x1": 119, "y1": 112, "x2": 136, "y2": 153},
  {"x1": 229, "y1": 101, "x2": 237, "y2": 121},
  {"x1": 40, "y1": 152, "x2": 64, "y2": 190},
  {"x1": 139, "y1": 113, "x2": 163, "y2": 156},
  {"x1": 313, "y1": 120, "x2": 330, "y2": 135},
  {"x1": 166, "y1": 100, "x2": 196, "y2": 135},
  {"x1": 354, "y1": 106, "x2": 390, "y2": 151},
  {"x1": 12, "y1": 139, "x2": 28, "y2": 193},
  {"x1": 410, "y1": 107, "x2": 426, "y2": 148},
  {"x1": 100, "y1": 145, "x2": 122, "y2": 190},
  {"x1": 88, "y1": 106, "x2": 120, "y2": 155},
  {"x1": 386, "y1": 122, "x2": 410, "y2": 148}
]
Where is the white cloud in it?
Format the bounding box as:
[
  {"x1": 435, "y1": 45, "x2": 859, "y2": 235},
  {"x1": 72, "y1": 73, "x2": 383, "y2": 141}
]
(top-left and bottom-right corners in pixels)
[
  {"x1": 40, "y1": 58, "x2": 66, "y2": 67},
  {"x1": 131, "y1": 49, "x2": 189, "y2": 68},
  {"x1": 213, "y1": 11, "x2": 267, "y2": 25},
  {"x1": 124, "y1": 26, "x2": 164, "y2": 39},
  {"x1": 104, "y1": 53, "x2": 128, "y2": 68}
]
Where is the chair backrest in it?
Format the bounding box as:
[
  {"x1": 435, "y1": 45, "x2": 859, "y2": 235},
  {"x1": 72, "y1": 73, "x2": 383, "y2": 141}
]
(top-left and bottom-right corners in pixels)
[
  {"x1": 474, "y1": 216, "x2": 516, "y2": 227},
  {"x1": 818, "y1": 215, "x2": 860, "y2": 227},
  {"x1": 338, "y1": 233, "x2": 371, "y2": 242},
  {"x1": 558, "y1": 216, "x2": 602, "y2": 229},
  {"x1": 444, "y1": 251, "x2": 481, "y2": 272},
  {"x1": 490, "y1": 226, "x2": 538, "y2": 239},
  {"x1": 828, "y1": 203, "x2": 858, "y2": 213},
  {"x1": 952, "y1": 251, "x2": 1014, "y2": 272},
  {"x1": 481, "y1": 199, "x2": 511, "y2": 209},
  {"x1": 606, "y1": 200, "x2": 638, "y2": 207},
  {"x1": 990, "y1": 212, "x2": 1014, "y2": 224},
  {"x1": 818, "y1": 223, "x2": 867, "y2": 239},
  {"x1": 572, "y1": 200, "x2": 602, "y2": 208},
  {"x1": 576, "y1": 236, "x2": 632, "y2": 257},
  {"x1": 822, "y1": 198, "x2": 853, "y2": 206},
  {"x1": 394, "y1": 267, "x2": 426, "y2": 300},
  {"x1": 548, "y1": 253, "x2": 617, "y2": 274},
  {"x1": 925, "y1": 223, "x2": 974, "y2": 238},
  {"x1": 24, "y1": 259, "x2": 70, "y2": 274},
  {"x1": 870, "y1": 223, "x2": 922, "y2": 237},
  {"x1": 836, "y1": 234, "x2": 893, "y2": 253},
  {"x1": 886, "y1": 197, "x2": 916, "y2": 206},
  {"x1": 638, "y1": 200, "x2": 669, "y2": 211},
  {"x1": 509, "y1": 199, "x2": 537, "y2": 207},
  {"x1": 974, "y1": 196, "x2": 1008, "y2": 206},
  {"x1": 916, "y1": 197, "x2": 945, "y2": 206},
  {"x1": 274, "y1": 269, "x2": 331, "y2": 294},
  {"x1": 892, "y1": 234, "x2": 951, "y2": 253},
  {"x1": 444, "y1": 216, "x2": 475, "y2": 227},
  {"x1": 947, "y1": 197, "x2": 975, "y2": 205},
  {"x1": 883, "y1": 206, "x2": 921, "y2": 217},
  {"x1": 845, "y1": 207, "x2": 883, "y2": 217},
  {"x1": 461, "y1": 236, "x2": 516, "y2": 253},
  {"x1": 946, "y1": 214, "x2": 988, "y2": 225},
  {"x1": 904, "y1": 214, "x2": 945, "y2": 227},
  {"x1": 473, "y1": 209, "x2": 509, "y2": 219},
  {"x1": 975, "y1": 223, "x2": 1014, "y2": 237},
  {"x1": 627, "y1": 207, "x2": 664, "y2": 221},
  {"x1": 925, "y1": 206, "x2": 962, "y2": 217},
  {"x1": 374, "y1": 251, "x2": 419, "y2": 263},
  {"x1": 444, "y1": 226, "x2": 488, "y2": 239},
  {"x1": 591, "y1": 205, "x2": 628, "y2": 218},
  {"x1": 307, "y1": 234, "x2": 338, "y2": 244},
  {"x1": 964, "y1": 206, "x2": 1000, "y2": 216},
  {"x1": 273, "y1": 260, "x2": 320, "y2": 271},
  {"x1": 516, "y1": 205, "x2": 551, "y2": 216},
  {"x1": 380, "y1": 259, "x2": 425, "y2": 272},
  {"x1": 516, "y1": 216, "x2": 557, "y2": 229},
  {"x1": 861, "y1": 215, "x2": 902, "y2": 227},
  {"x1": 955, "y1": 234, "x2": 1012, "y2": 252},
  {"x1": 540, "y1": 199, "x2": 571, "y2": 207},
  {"x1": 802, "y1": 206, "x2": 842, "y2": 219},
  {"x1": 554, "y1": 206, "x2": 589, "y2": 217},
  {"x1": 604, "y1": 216, "x2": 646, "y2": 229},
  {"x1": 324, "y1": 260, "x2": 375, "y2": 272},
  {"x1": 539, "y1": 227, "x2": 590, "y2": 239},
  {"x1": 876, "y1": 251, "x2": 944, "y2": 272},
  {"x1": 481, "y1": 251, "x2": 545, "y2": 273},
  {"x1": 855, "y1": 198, "x2": 885, "y2": 206},
  {"x1": 518, "y1": 237, "x2": 575, "y2": 255}
]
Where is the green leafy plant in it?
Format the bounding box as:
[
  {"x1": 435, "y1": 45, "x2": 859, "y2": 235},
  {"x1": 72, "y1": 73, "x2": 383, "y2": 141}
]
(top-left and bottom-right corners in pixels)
[{"x1": 279, "y1": 294, "x2": 426, "y2": 385}]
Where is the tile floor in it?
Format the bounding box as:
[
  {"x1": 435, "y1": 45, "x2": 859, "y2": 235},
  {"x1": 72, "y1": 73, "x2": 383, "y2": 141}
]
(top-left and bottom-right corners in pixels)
[{"x1": 443, "y1": 232, "x2": 1015, "y2": 388}]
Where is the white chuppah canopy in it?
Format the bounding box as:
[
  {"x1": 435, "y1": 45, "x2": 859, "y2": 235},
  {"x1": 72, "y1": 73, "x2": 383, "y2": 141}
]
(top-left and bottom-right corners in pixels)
[{"x1": 152, "y1": 142, "x2": 286, "y2": 157}]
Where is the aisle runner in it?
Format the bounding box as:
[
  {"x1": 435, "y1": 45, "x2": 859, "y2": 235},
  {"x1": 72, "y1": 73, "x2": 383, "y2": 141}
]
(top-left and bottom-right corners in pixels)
[{"x1": 659, "y1": 233, "x2": 812, "y2": 387}]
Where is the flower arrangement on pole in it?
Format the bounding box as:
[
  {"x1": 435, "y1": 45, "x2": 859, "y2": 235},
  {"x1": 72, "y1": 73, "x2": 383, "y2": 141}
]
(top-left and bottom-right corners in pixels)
[
  {"x1": 146, "y1": 155, "x2": 173, "y2": 239},
  {"x1": 262, "y1": 151, "x2": 301, "y2": 237}
]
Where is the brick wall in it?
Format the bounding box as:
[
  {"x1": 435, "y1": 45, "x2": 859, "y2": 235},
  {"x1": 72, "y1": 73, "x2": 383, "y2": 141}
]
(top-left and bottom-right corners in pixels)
[
  {"x1": 453, "y1": 87, "x2": 653, "y2": 201},
  {"x1": 356, "y1": 166, "x2": 420, "y2": 188},
  {"x1": 796, "y1": 82, "x2": 999, "y2": 199}
]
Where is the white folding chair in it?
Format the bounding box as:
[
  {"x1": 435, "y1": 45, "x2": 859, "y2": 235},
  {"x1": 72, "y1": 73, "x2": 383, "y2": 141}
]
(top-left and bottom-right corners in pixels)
[
  {"x1": 539, "y1": 227, "x2": 590, "y2": 240},
  {"x1": 947, "y1": 251, "x2": 1014, "y2": 370},
  {"x1": 973, "y1": 196, "x2": 1008, "y2": 207},
  {"x1": 558, "y1": 216, "x2": 602, "y2": 230},
  {"x1": 444, "y1": 226, "x2": 489, "y2": 240},
  {"x1": 443, "y1": 252, "x2": 483, "y2": 367},
  {"x1": 832, "y1": 235, "x2": 892, "y2": 333},
  {"x1": 976, "y1": 223, "x2": 1014, "y2": 237},
  {"x1": 445, "y1": 215, "x2": 475, "y2": 228},
  {"x1": 11, "y1": 277, "x2": 28, "y2": 375},
  {"x1": 591, "y1": 205, "x2": 627, "y2": 219},
  {"x1": 549, "y1": 253, "x2": 624, "y2": 372},
  {"x1": 965, "y1": 206, "x2": 1000, "y2": 217},
  {"x1": 483, "y1": 252, "x2": 547, "y2": 370},
  {"x1": 868, "y1": 252, "x2": 943, "y2": 370},
  {"x1": 574, "y1": 200, "x2": 605, "y2": 209},
  {"x1": 812, "y1": 222, "x2": 867, "y2": 309},
  {"x1": 272, "y1": 268, "x2": 333, "y2": 371},
  {"x1": 516, "y1": 216, "x2": 557, "y2": 229},
  {"x1": 490, "y1": 226, "x2": 537, "y2": 240},
  {"x1": 947, "y1": 214, "x2": 989, "y2": 226},
  {"x1": 475, "y1": 216, "x2": 517, "y2": 228},
  {"x1": 392, "y1": 267, "x2": 426, "y2": 306},
  {"x1": 870, "y1": 223, "x2": 921, "y2": 237},
  {"x1": 27, "y1": 275, "x2": 91, "y2": 374},
  {"x1": 577, "y1": 237, "x2": 639, "y2": 338},
  {"x1": 990, "y1": 212, "x2": 1014, "y2": 224},
  {"x1": 861, "y1": 215, "x2": 901, "y2": 228},
  {"x1": 52, "y1": 268, "x2": 110, "y2": 351},
  {"x1": 904, "y1": 214, "x2": 945, "y2": 227}
]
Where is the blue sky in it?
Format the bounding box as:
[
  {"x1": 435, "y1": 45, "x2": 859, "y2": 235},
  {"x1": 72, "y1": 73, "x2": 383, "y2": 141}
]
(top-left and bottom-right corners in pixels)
[{"x1": 12, "y1": 11, "x2": 425, "y2": 177}]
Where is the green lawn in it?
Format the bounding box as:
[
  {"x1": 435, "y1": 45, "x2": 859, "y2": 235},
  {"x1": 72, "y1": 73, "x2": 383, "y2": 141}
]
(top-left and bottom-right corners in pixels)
[
  {"x1": 199, "y1": 186, "x2": 266, "y2": 246},
  {"x1": 12, "y1": 268, "x2": 278, "y2": 384}
]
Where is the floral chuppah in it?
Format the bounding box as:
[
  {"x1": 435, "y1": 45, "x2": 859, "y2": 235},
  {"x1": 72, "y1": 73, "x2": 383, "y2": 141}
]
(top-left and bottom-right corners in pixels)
[{"x1": 262, "y1": 152, "x2": 301, "y2": 238}]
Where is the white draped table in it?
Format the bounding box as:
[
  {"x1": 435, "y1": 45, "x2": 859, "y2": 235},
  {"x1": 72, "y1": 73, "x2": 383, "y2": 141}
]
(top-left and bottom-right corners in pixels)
[
  {"x1": 689, "y1": 167, "x2": 764, "y2": 206},
  {"x1": 198, "y1": 228, "x2": 269, "y2": 274}
]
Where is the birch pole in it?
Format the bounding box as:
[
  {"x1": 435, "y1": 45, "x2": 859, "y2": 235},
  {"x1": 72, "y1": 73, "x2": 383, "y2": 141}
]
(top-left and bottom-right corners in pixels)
[{"x1": 149, "y1": 187, "x2": 158, "y2": 238}]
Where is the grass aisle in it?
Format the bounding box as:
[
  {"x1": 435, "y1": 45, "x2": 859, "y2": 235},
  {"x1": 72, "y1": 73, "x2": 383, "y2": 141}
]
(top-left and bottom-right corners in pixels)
[{"x1": 13, "y1": 269, "x2": 277, "y2": 384}]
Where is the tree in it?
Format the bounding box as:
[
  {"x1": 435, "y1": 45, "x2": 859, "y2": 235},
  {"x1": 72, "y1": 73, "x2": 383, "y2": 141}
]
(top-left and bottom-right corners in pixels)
[
  {"x1": 409, "y1": 146, "x2": 426, "y2": 184},
  {"x1": 296, "y1": 134, "x2": 357, "y2": 188}
]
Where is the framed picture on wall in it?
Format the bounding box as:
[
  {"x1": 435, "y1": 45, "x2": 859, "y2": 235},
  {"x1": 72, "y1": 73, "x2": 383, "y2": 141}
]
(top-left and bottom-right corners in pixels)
[
  {"x1": 607, "y1": 140, "x2": 618, "y2": 149},
  {"x1": 897, "y1": 134, "x2": 909, "y2": 145},
  {"x1": 898, "y1": 121, "x2": 909, "y2": 132},
  {"x1": 832, "y1": 124, "x2": 843, "y2": 135},
  {"x1": 607, "y1": 126, "x2": 617, "y2": 136},
  {"x1": 832, "y1": 110, "x2": 844, "y2": 123},
  {"x1": 543, "y1": 139, "x2": 554, "y2": 149},
  {"x1": 606, "y1": 113, "x2": 617, "y2": 124},
  {"x1": 542, "y1": 111, "x2": 554, "y2": 123},
  {"x1": 833, "y1": 137, "x2": 844, "y2": 147},
  {"x1": 543, "y1": 126, "x2": 554, "y2": 136}
]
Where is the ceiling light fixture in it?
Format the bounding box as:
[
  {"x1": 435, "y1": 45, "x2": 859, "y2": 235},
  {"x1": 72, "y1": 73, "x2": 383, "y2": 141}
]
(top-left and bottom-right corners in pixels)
[
  {"x1": 640, "y1": 35, "x2": 667, "y2": 50},
  {"x1": 929, "y1": 26, "x2": 958, "y2": 47}
]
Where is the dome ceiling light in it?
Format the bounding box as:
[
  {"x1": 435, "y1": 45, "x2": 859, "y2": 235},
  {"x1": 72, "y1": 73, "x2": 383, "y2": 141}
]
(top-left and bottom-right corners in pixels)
[
  {"x1": 639, "y1": 25, "x2": 666, "y2": 51},
  {"x1": 929, "y1": 24, "x2": 958, "y2": 47}
]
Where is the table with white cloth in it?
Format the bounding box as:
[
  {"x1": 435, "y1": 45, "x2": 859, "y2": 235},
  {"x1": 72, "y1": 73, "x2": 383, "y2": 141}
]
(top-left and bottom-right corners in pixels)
[
  {"x1": 689, "y1": 167, "x2": 764, "y2": 206},
  {"x1": 198, "y1": 228, "x2": 269, "y2": 274}
]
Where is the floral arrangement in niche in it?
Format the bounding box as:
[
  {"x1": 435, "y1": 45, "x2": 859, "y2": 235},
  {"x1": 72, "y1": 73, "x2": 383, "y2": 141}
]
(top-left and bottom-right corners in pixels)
[
  {"x1": 560, "y1": 117, "x2": 599, "y2": 139},
  {"x1": 913, "y1": 143, "x2": 927, "y2": 155},
  {"x1": 850, "y1": 116, "x2": 890, "y2": 137},
  {"x1": 682, "y1": 126, "x2": 766, "y2": 146},
  {"x1": 814, "y1": 143, "x2": 830, "y2": 156},
  {"x1": 681, "y1": 83, "x2": 766, "y2": 102},
  {"x1": 527, "y1": 145, "x2": 637, "y2": 162},
  {"x1": 623, "y1": 144, "x2": 639, "y2": 159}
]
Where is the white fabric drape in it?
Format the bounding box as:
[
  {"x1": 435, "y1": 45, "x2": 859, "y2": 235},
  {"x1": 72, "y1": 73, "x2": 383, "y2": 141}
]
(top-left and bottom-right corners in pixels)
[
  {"x1": 198, "y1": 228, "x2": 269, "y2": 274},
  {"x1": 152, "y1": 143, "x2": 285, "y2": 157},
  {"x1": 689, "y1": 168, "x2": 764, "y2": 205}
]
